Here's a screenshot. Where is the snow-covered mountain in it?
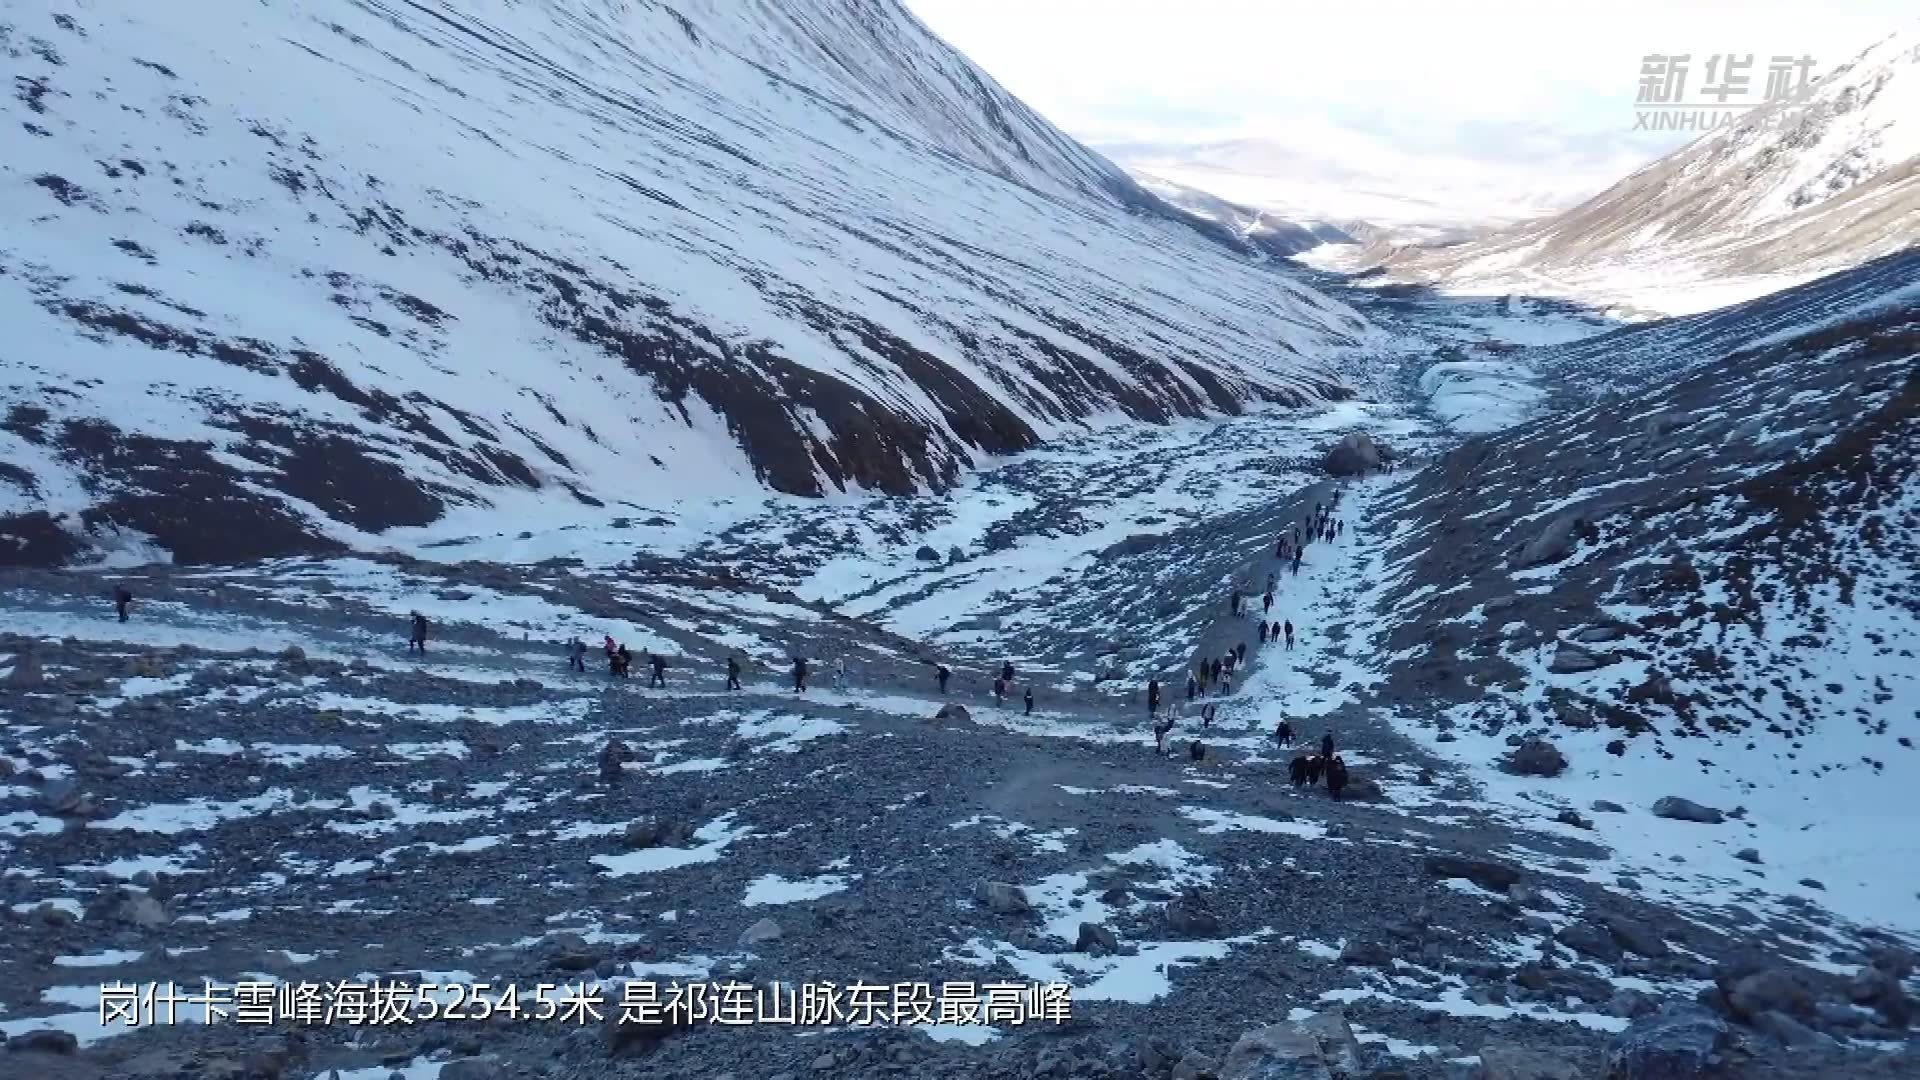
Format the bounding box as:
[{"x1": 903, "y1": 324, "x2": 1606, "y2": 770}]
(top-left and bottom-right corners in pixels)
[
  {"x1": 1101, "y1": 132, "x2": 1636, "y2": 243},
  {"x1": 1127, "y1": 173, "x2": 1356, "y2": 258},
  {"x1": 1369, "y1": 24, "x2": 1920, "y2": 314},
  {"x1": 0, "y1": 0, "x2": 1379, "y2": 568}
]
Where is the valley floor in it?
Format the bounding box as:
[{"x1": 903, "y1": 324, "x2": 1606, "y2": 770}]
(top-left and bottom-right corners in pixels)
[{"x1": 4, "y1": 382, "x2": 1916, "y2": 1078}]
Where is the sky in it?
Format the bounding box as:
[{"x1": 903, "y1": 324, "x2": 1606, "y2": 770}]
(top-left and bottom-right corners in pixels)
[{"x1": 906, "y1": 1, "x2": 1916, "y2": 223}]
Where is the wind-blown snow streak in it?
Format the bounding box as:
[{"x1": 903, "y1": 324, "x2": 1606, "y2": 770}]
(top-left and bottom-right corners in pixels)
[{"x1": 0, "y1": 0, "x2": 1379, "y2": 566}]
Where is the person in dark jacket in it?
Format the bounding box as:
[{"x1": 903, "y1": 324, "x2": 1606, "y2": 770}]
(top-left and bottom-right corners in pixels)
[
  {"x1": 1000, "y1": 660, "x2": 1015, "y2": 684},
  {"x1": 567, "y1": 637, "x2": 587, "y2": 672},
  {"x1": 935, "y1": 664, "x2": 951, "y2": 694},
  {"x1": 1209, "y1": 657, "x2": 1223, "y2": 683},
  {"x1": 1327, "y1": 756, "x2": 1349, "y2": 800},
  {"x1": 1186, "y1": 672, "x2": 1199, "y2": 701},
  {"x1": 649, "y1": 652, "x2": 668, "y2": 688},
  {"x1": 1024, "y1": 687, "x2": 1034, "y2": 716},
  {"x1": 726, "y1": 655, "x2": 742, "y2": 691},
  {"x1": 114, "y1": 586, "x2": 134, "y2": 623},
  {"x1": 1284, "y1": 620, "x2": 1295, "y2": 649},
  {"x1": 408, "y1": 612, "x2": 429, "y2": 654},
  {"x1": 1200, "y1": 702, "x2": 1216, "y2": 729},
  {"x1": 1275, "y1": 719, "x2": 1293, "y2": 747},
  {"x1": 1234, "y1": 642, "x2": 1247, "y2": 664},
  {"x1": 1321, "y1": 731, "x2": 1336, "y2": 759},
  {"x1": 1188, "y1": 740, "x2": 1206, "y2": 763},
  {"x1": 1259, "y1": 622, "x2": 1269, "y2": 645},
  {"x1": 792, "y1": 657, "x2": 808, "y2": 693},
  {"x1": 1146, "y1": 678, "x2": 1161, "y2": 719}
]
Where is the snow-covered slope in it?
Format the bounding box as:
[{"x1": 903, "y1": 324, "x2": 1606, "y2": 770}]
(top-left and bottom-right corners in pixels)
[
  {"x1": 1366, "y1": 269, "x2": 1920, "y2": 927},
  {"x1": 0, "y1": 0, "x2": 1378, "y2": 567},
  {"x1": 1373, "y1": 24, "x2": 1920, "y2": 314}
]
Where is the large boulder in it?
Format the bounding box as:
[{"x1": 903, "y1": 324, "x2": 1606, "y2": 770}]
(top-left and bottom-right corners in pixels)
[
  {"x1": 7, "y1": 1029, "x2": 79, "y2": 1055},
  {"x1": 1651, "y1": 797, "x2": 1724, "y2": 824},
  {"x1": 1602, "y1": 915, "x2": 1671, "y2": 959},
  {"x1": 1549, "y1": 642, "x2": 1615, "y2": 674},
  {"x1": 974, "y1": 880, "x2": 1030, "y2": 915},
  {"x1": 1338, "y1": 939, "x2": 1393, "y2": 968},
  {"x1": 1423, "y1": 853, "x2": 1523, "y2": 892},
  {"x1": 1220, "y1": 1008, "x2": 1364, "y2": 1079},
  {"x1": 1075, "y1": 921, "x2": 1121, "y2": 956},
  {"x1": 1604, "y1": 1002, "x2": 1732, "y2": 1079},
  {"x1": 1503, "y1": 738, "x2": 1568, "y2": 777},
  {"x1": 1516, "y1": 513, "x2": 1597, "y2": 569},
  {"x1": 914, "y1": 545, "x2": 941, "y2": 562},
  {"x1": 932, "y1": 704, "x2": 971, "y2": 724},
  {"x1": 1322, "y1": 433, "x2": 1385, "y2": 477},
  {"x1": 1846, "y1": 965, "x2": 1913, "y2": 1028},
  {"x1": 1556, "y1": 922, "x2": 1623, "y2": 963},
  {"x1": 3, "y1": 650, "x2": 44, "y2": 689},
  {"x1": 1162, "y1": 895, "x2": 1223, "y2": 938},
  {"x1": 1723, "y1": 969, "x2": 1813, "y2": 1020},
  {"x1": 738, "y1": 917, "x2": 783, "y2": 947},
  {"x1": 1478, "y1": 1044, "x2": 1587, "y2": 1080}
]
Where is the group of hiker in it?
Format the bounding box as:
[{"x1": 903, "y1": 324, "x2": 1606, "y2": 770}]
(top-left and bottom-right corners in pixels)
[{"x1": 981, "y1": 660, "x2": 1036, "y2": 715}]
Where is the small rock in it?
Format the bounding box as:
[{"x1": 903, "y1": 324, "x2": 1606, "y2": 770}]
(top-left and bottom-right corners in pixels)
[
  {"x1": 1555, "y1": 922, "x2": 1622, "y2": 963},
  {"x1": 438, "y1": 1059, "x2": 507, "y2": 1080},
  {"x1": 914, "y1": 545, "x2": 940, "y2": 562},
  {"x1": 1751, "y1": 1010, "x2": 1826, "y2": 1047},
  {"x1": 1171, "y1": 1050, "x2": 1219, "y2": 1080},
  {"x1": 1339, "y1": 939, "x2": 1393, "y2": 968},
  {"x1": 1733, "y1": 848, "x2": 1762, "y2": 865},
  {"x1": 1591, "y1": 799, "x2": 1626, "y2": 814},
  {"x1": 3, "y1": 651, "x2": 45, "y2": 689},
  {"x1": 1725, "y1": 969, "x2": 1813, "y2": 1020},
  {"x1": 1554, "y1": 809, "x2": 1592, "y2": 830},
  {"x1": 1163, "y1": 895, "x2": 1223, "y2": 938},
  {"x1": 1602, "y1": 915, "x2": 1670, "y2": 959},
  {"x1": 1423, "y1": 854, "x2": 1523, "y2": 892}
]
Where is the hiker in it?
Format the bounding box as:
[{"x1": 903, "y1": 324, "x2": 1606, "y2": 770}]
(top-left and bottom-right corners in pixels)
[
  {"x1": 1321, "y1": 731, "x2": 1336, "y2": 759},
  {"x1": 648, "y1": 652, "x2": 667, "y2": 688},
  {"x1": 1275, "y1": 719, "x2": 1294, "y2": 747},
  {"x1": 1234, "y1": 642, "x2": 1247, "y2": 665},
  {"x1": 1259, "y1": 622, "x2": 1269, "y2": 645},
  {"x1": 993, "y1": 676, "x2": 1007, "y2": 707},
  {"x1": 1223, "y1": 651, "x2": 1236, "y2": 677},
  {"x1": 1291, "y1": 554, "x2": 1301, "y2": 576},
  {"x1": 726, "y1": 655, "x2": 742, "y2": 691},
  {"x1": 1153, "y1": 716, "x2": 1173, "y2": 755},
  {"x1": 1229, "y1": 587, "x2": 1241, "y2": 617},
  {"x1": 567, "y1": 637, "x2": 587, "y2": 672},
  {"x1": 1220, "y1": 670, "x2": 1233, "y2": 695},
  {"x1": 1201, "y1": 702, "x2": 1216, "y2": 729},
  {"x1": 1000, "y1": 660, "x2": 1015, "y2": 685},
  {"x1": 1186, "y1": 671, "x2": 1200, "y2": 701},
  {"x1": 603, "y1": 635, "x2": 616, "y2": 660},
  {"x1": 1289, "y1": 754, "x2": 1309, "y2": 787},
  {"x1": 1024, "y1": 686, "x2": 1034, "y2": 716},
  {"x1": 113, "y1": 585, "x2": 134, "y2": 623},
  {"x1": 408, "y1": 612, "x2": 429, "y2": 654},
  {"x1": 1284, "y1": 620, "x2": 1295, "y2": 649},
  {"x1": 832, "y1": 655, "x2": 847, "y2": 690},
  {"x1": 1266, "y1": 571, "x2": 1277, "y2": 592},
  {"x1": 1209, "y1": 657, "x2": 1223, "y2": 685},
  {"x1": 616, "y1": 645, "x2": 633, "y2": 678},
  {"x1": 1275, "y1": 537, "x2": 1286, "y2": 559},
  {"x1": 1263, "y1": 590, "x2": 1273, "y2": 615},
  {"x1": 935, "y1": 664, "x2": 951, "y2": 694},
  {"x1": 1189, "y1": 740, "x2": 1206, "y2": 763},
  {"x1": 598, "y1": 738, "x2": 628, "y2": 784},
  {"x1": 791, "y1": 656, "x2": 808, "y2": 693},
  {"x1": 1146, "y1": 678, "x2": 1161, "y2": 720},
  {"x1": 1327, "y1": 756, "x2": 1349, "y2": 800}
]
